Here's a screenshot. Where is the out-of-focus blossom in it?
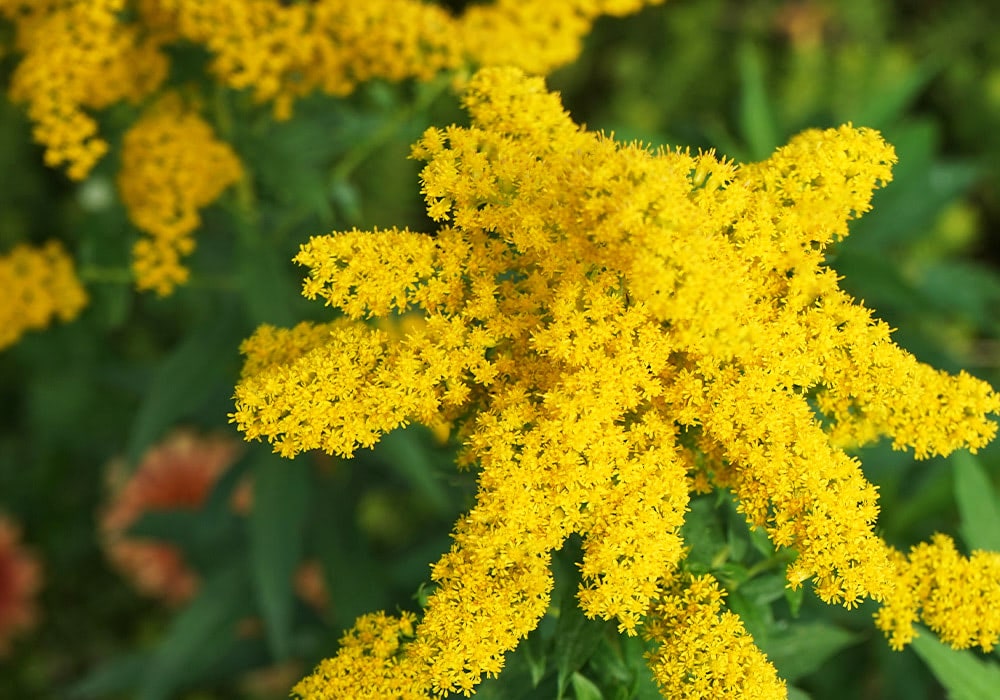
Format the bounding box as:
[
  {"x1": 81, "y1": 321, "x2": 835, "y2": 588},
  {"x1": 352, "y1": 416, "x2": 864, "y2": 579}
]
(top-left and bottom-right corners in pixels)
[
  {"x1": 100, "y1": 430, "x2": 242, "y2": 605},
  {"x1": 0, "y1": 241, "x2": 88, "y2": 351},
  {"x1": 0, "y1": 515, "x2": 42, "y2": 656}
]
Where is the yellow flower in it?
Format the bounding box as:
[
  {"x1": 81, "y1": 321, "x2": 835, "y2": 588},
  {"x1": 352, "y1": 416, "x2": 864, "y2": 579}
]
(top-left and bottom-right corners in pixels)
[
  {"x1": 4, "y1": 1, "x2": 661, "y2": 177},
  {"x1": 875, "y1": 534, "x2": 1000, "y2": 652},
  {"x1": 643, "y1": 574, "x2": 786, "y2": 699},
  {"x1": 0, "y1": 241, "x2": 88, "y2": 351},
  {"x1": 118, "y1": 92, "x2": 243, "y2": 296},
  {"x1": 137, "y1": 0, "x2": 662, "y2": 119},
  {"x1": 4, "y1": 0, "x2": 168, "y2": 180},
  {"x1": 233, "y1": 67, "x2": 1000, "y2": 697}
]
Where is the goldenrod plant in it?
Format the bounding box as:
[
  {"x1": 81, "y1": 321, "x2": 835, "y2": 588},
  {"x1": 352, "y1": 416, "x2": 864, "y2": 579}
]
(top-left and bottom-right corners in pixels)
[
  {"x1": 1, "y1": 2, "x2": 999, "y2": 699},
  {"x1": 234, "y1": 67, "x2": 999, "y2": 699}
]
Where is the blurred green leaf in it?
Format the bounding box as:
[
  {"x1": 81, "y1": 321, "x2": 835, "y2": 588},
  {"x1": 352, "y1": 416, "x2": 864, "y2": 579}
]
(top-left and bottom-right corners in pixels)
[
  {"x1": 738, "y1": 41, "x2": 779, "y2": 161},
  {"x1": 785, "y1": 583, "x2": 804, "y2": 618},
  {"x1": 238, "y1": 233, "x2": 297, "y2": 327},
  {"x1": 139, "y1": 563, "x2": 251, "y2": 700},
  {"x1": 71, "y1": 652, "x2": 149, "y2": 699},
  {"x1": 314, "y1": 470, "x2": 394, "y2": 629},
  {"x1": 759, "y1": 623, "x2": 861, "y2": 682},
  {"x1": 125, "y1": 510, "x2": 203, "y2": 551},
  {"x1": 917, "y1": 260, "x2": 1000, "y2": 332},
  {"x1": 737, "y1": 573, "x2": 788, "y2": 608},
  {"x1": 376, "y1": 427, "x2": 452, "y2": 515},
  {"x1": 953, "y1": 451, "x2": 1000, "y2": 552},
  {"x1": 911, "y1": 628, "x2": 1000, "y2": 700},
  {"x1": 126, "y1": 313, "x2": 238, "y2": 467},
  {"x1": 788, "y1": 686, "x2": 813, "y2": 700},
  {"x1": 854, "y1": 62, "x2": 939, "y2": 130},
  {"x1": 571, "y1": 671, "x2": 604, "y2": 700},
  {"x1": 249, "y1": 451, "x2": 311, "y2": 660},
  {"x1": 849, "y1": 121, "x2": 980, "y2": 251}
]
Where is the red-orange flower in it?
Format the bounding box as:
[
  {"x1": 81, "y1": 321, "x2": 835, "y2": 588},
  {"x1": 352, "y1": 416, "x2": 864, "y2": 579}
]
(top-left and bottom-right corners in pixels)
[
  {"x1": 101, "y1": 430, "x2": 242, "y2": 605},
  {"x1": 0, "y1": 515, "x2": 42, "y2": 656}
]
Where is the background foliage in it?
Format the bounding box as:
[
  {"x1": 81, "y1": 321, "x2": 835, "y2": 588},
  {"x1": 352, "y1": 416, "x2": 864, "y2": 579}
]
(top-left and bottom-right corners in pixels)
[{"x1": 2, "y1": 1, "x2": 1000, "y2": 698}]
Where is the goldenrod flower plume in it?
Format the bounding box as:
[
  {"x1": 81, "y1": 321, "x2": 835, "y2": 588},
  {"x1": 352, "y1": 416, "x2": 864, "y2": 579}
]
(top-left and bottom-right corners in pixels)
[{"x1": 233, "y1": 67, "x2": 1000, "y2": 697}]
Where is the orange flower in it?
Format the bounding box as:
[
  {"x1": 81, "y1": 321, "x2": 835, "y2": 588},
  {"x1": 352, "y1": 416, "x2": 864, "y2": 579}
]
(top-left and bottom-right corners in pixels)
[
  {"x1": 0, "y1": 515, "x2": 42, "y2": 656},
  {"x1": 101, "y1": 430, "x2": 242, "y2": 605}
]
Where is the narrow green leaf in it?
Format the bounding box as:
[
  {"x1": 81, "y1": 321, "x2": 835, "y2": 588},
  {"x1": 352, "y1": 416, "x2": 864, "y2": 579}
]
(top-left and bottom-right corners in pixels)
[
  {"x1": 737, "y1": 41, "x2": 779, "y2": 161},
  {"x1": 249, "y1": 450, "x2": 311, "y2": 660},
  {"x1": 238, "y1": 232, "x2": 297, "y2": 327},
  {"x1": 570, "y1": 672, "x2": 604, "y2": 700},
  {"x1": 553, "y1": 594, "x2": 610, "y2": 698},
  {"x1": 953, "y1": 451, "x2": 1000, "y2": 552},
  {"x1": 127, "y1": 315, "x2": 237, "y2": 467},
  {"x1": 139, "y1": 564, "x2": 250, "y2": 700},
  {"x1": 853, "y1": 62, "x2": 939, "y2": 129},
  {"x1": 524, "y1": 630, "x2": 548, "y2": 687},
  {"x1": 70, "y1": 653, "x2": 149, "y2": 698},
  {"x1": 911, "y1": 628, "x2": 1000, "y2": 700},
  {"x1": 314, "y1": 469, "x2": 394, "y2": 629}
]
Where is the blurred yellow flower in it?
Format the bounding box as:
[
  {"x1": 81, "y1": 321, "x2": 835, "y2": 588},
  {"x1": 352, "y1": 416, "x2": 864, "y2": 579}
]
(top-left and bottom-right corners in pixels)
[
  {"x1": 232, "y1": 67, "x2": 999, "y2": 698},
  {"x1": 118, "y1": 92, "x2": 243, "y2": 297},
  {"x1": 3, "y1": 0, "x2": 168, "y2": 180},
  {"x1": 3, "y1": 0, "x2": 661, "y2": 174},
  {"x1": 0, "y1": 514, "x2": 42, "y2": 656},
  {"x1": 0, "y1": 241, "x2": 88, "y2": 351}
]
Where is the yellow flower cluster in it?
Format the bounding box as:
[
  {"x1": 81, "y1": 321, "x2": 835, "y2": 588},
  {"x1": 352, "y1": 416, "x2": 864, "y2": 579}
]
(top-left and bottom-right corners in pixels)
[
  {"x1": 875, "y1": 534, "x2": 1000, "y2": 652},
  {"x1": 2, "y1": 0, "x2": 168, "y2": 180},
  {"x1": 232, "y1": 67, "x2": 999, "y2": 697},
  {"x1": 643, "y1": 574, "x2": 786, "y2": 698},
  {"x1": 292, "y1": 612, "x2": 425, "y2": 699},
  {"x1": 151, "y1": 0, "x2": 663, "y2": 119},
  {"x1": 0, "y1": 241, "x2": 88, "y2": 351},
  {"x1": 3, "y1": 0, "x2": 661, "y2": 176},
  {"x1": 118, "y1": 93, "x2": 243, "y2": 297}
]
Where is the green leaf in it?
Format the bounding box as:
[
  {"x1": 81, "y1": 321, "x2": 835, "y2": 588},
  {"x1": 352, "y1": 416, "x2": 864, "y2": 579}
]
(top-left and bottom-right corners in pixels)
[
  {"x1": 784, "y1": 583, "x2": 804, "y2": 618},
  {"x1": 552, "y1": 572, "x2": 611, "y2": 698},
  {"x1": 238, "y1": 235, "x2": 298, "y2": 327},
  {"x1": 524, "y1": 629, "x2": 548, "y2": 687},
  {"x1": 787, "y1": 687, "x2": 813, "y2": 700},
  {"x1": 139, "y1": 564, "x2": 251, "y2": 700},
  {"x1": 737, "y1": 573, "x2": 788, "y2": 608},
  {"x1": 125, "y1": 510, "x2": 204, "y2": 551},
  {"x1": 313, "y1": 470, "x2": 394, "y2": 629},
  {"x1": 376, "y1": 427, "x2": 452, "y2": 515},
  {"x1": 953, "y1": 451, "x2": 1000, "y2": 552},
  {"x1": 854, "y1": 62, "x2": 939, "y2": 130},
  {"x1": 249, "y1": 450, "x2": 311, "y2": 660},
  {"x1": 570, "y1": 672, "x2": 604, "y2": 700},
  {"x1": 759, "y1": 623, "x2": 861, "y2": 682},
  {"x1": 70, "y1": 653, "x2": 149, "y2": 698},
  {"x1": 126, "y1": 314, "x2": 238, "y2": 467},
  {"x1": 911, "y1": 628, "x2": 1000, "y2": 700},
  {"x1": 737, "y1": 41, "x2": 779, "y2": 161}
]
